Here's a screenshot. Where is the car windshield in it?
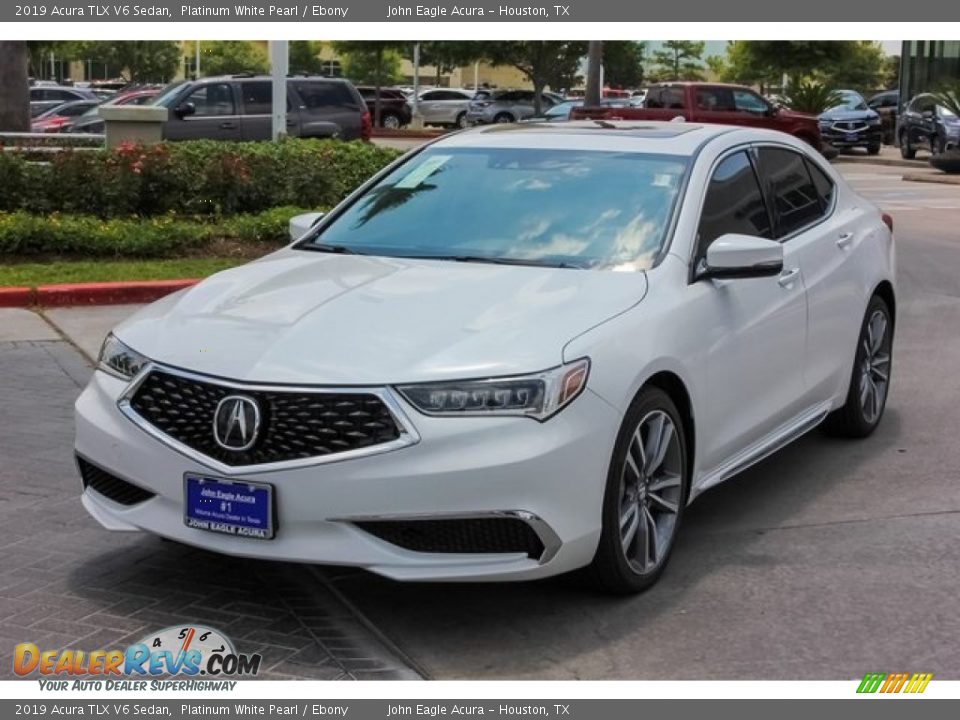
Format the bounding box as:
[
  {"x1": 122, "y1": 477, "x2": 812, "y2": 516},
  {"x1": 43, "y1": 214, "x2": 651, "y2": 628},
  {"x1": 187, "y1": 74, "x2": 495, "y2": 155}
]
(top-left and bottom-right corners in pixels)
[
  {"x1": 830, "y1": 92, "x2": 868, "y2": 112},
  {"x1": 150, "y1": 80, "x2": 187, "y2": 107},
  {"x1": 941, "y1": 105, "x2": 957, "y2": 118},
  {"x1": 306, "y1": 147, "x2": 689, "y2": 270}
]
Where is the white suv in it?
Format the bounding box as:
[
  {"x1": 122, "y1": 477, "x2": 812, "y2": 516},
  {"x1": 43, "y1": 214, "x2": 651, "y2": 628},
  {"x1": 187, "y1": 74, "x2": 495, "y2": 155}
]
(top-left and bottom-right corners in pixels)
[{"x1": 76, "y1": 121, "x2": 895, "y2": 593}]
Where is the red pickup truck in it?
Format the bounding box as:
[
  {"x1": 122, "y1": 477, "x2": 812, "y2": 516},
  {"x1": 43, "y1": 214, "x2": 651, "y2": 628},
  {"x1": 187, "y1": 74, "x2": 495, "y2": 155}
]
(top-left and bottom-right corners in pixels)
[{"x1": 571, "y1": 82, "x2": 822, "y2": 150}]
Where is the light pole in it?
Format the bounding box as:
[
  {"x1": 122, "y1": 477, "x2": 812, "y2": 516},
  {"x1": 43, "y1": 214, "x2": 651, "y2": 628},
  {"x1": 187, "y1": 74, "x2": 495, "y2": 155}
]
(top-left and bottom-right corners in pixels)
[{"x1": 269, "y1": 41, "x2": 289, "y2": 141}]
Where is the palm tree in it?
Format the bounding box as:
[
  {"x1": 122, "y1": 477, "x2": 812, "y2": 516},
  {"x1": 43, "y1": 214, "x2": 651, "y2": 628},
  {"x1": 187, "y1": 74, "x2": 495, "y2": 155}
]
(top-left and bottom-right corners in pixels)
[
  {"x1": 0, "y1": 41, "x2": 30, "y2": 132},
  {"x1": 931, "y1": 83, "x2": 960, "y2": 119},
  {"x1": 781, "y1": 80, "x2": 842, "y2": 115}
]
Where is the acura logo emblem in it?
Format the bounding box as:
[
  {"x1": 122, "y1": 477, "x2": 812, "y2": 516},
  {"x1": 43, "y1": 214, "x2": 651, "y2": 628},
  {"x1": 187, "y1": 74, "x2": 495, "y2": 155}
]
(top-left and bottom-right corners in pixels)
[{"x1": 213, "y1": 395, "x2": 261, "y2": 451}]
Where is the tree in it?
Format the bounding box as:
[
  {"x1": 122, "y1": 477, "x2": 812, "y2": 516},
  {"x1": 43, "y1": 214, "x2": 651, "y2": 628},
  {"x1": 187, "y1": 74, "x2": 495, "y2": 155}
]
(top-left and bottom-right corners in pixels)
[
  {"x1": 73, "y1": 41, "x2": 181, "y2": 82},
  {"x1": 882, "y1": 55, "x2": 901, "y2": 91},
  {"x1": 417, "y1": 41, "x2": 482, "y2": 86},
  {"x1": 472, "y1": 41, "x2": 587, "y2": 114},
  {"x1": 289, "y1": 41, "x2": 325, "y2": 75},
  {"x1": 737, "y1": 41, "x2": 857, "y2": 85},
  {"x1": 819, "y1": 42, "x2": 887, "y2": 94},
  {"x1": 0, "y1": 41, "x2": 30, "y2": 132},
  {"x1": 706, "y1": 41, "x2": 779, "y2": 91},
  {"x1": 602, "y1": 41, "x2": 645, "y2": 88},
  {"x1": 200, "y1": 41, "x2": 269, "y2": 76},
  {"x1": 781, "y1": 81, "x2": 842, "y2": 114},
  {"x1": 652, "y1": 41, "x2": 706, "y2": 81},
  {"x1": 333, "y1": 42, "x2": 407, "y2": 125},
  {"x1": 585, "y1": 41, "x2": 603, "y2": 106}
]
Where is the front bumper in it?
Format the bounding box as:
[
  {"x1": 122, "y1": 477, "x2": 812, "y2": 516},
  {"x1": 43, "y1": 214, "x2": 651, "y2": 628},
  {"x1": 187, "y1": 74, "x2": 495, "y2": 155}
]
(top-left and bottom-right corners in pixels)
[
  {"x1": 75, "y1": 369, "x2": 620, "y2": 582},
  {"x1": 820, "y1": 124, "x2": 883, "y2": 148}
]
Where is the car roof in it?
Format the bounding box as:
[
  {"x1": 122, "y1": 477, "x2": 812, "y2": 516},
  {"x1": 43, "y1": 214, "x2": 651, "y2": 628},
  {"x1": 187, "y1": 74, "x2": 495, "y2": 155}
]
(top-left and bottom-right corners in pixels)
[{"x1": 431, "y1": 120, "x2": 747, "y2": 155}]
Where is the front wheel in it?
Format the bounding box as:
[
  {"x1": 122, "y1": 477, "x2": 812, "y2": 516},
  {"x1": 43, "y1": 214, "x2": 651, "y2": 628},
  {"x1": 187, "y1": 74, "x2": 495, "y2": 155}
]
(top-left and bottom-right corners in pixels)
[
  {"x1": 900, "y1": 131, "x2": 916, "y2": 159},
  {"x1": 867, "y1": 142, "x2": 881, "y2": 155},
  {"x1": 823, "y1": 295, "x2": 893, "y2": 438},
  {"x1": 455, "y1": 111, "x2": 468, "y2": 128},
  {"x1": 493, "y1": 112, "x2": 514, "y2": 124},
  {"x1": 591, "y1": 388, "x2": 689, "y2": 594}
]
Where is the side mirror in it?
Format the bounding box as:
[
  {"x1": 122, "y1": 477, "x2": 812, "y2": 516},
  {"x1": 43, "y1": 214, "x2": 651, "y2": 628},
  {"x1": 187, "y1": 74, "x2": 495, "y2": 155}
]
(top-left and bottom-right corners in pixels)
[
  {"x1": 699, "y1": 234, "x2": 784, "y2": 280},
  {"x1": 174, "y1": 102, "x2": 195, "y2": 118},
  {"x1": 289, "y1": 212, "x2": 325, "y2": 241}
]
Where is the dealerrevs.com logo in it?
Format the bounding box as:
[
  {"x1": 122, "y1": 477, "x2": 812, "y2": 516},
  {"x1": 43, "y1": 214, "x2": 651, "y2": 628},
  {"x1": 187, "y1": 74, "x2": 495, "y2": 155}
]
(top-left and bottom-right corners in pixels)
[
  {"x1": 14, "y1": 625, "x2": 261, "y2": 689},
  {"x1": 857, "y1": 672, "x2": 934, "y2": 694}
]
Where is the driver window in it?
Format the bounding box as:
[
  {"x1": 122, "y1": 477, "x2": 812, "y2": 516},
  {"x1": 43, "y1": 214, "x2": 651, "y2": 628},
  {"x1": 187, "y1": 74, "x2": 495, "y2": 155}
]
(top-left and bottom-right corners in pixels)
[
  {"x1": 185, "y1": 83, "x2": 236, "y2": 117},
  {"x1": 695, "y1": 151, "x2": 772, "y2": 264}
]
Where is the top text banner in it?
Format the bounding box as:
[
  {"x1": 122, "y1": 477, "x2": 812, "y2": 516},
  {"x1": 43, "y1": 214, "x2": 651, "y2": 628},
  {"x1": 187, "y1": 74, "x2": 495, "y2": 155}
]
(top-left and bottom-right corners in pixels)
[{"x1": 6, "y1": 0, "x2": 960, "y2": 22}]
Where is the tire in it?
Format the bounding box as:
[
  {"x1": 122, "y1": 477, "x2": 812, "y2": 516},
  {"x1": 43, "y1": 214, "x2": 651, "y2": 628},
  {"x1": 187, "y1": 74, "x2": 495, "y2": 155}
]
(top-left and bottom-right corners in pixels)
[
  {"x1": 932, "y1": 135, "x2": 946, "y2": 155},
  {"x1": 493, "y1": 112, "x2": 514, "y2": 124},
  {"x1": 823, "y1": 295, "x2": 893, "y2": 438},
  {"x1": 455, "y1": 111, "x2": 468, "y2": 129},
  {"x1": 900, "y1": 131, "x2": 916, "y2": 159},
  {"x1": 591, "y1": 387, "x2": 690, "y2": 594},
  {"x1": 380, "y1": 112, "x2": 402, "y2": 130},
  {"x1": 867, "y1": 143, "x2": 881, "y2": 155}
]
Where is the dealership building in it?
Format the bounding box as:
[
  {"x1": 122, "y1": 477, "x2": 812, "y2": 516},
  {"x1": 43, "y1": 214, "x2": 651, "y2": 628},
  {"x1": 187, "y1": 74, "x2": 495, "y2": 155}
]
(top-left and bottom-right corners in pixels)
[{"x1": 900, "y1": 40, "x2": 960, "y2": 103}]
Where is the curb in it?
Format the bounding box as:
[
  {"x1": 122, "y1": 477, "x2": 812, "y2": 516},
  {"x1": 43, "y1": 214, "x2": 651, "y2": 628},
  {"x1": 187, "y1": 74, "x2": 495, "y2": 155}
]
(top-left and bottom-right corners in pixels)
[
  {"x1": 0, "y1": 279, "x2": 198, "y2": 308},
  {"x1": 902, "y1": 172, "x2": 960, "y2": 186},
  {"x1": 833, "y1": 155, "x2": 929, "y2": 169},
  {"x1": 0, "y1": 287, "x2": 35, "y2": 308}
]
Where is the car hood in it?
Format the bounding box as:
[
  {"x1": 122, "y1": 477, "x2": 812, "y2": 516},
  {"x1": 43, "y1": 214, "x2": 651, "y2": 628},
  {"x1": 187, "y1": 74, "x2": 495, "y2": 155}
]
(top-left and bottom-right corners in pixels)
[
  {"x1": 114, "y1": 250, "x2": 648, "y2": 385},
  {"x1": 819, "y1": 108, "x2": 879, "y2": 122}
]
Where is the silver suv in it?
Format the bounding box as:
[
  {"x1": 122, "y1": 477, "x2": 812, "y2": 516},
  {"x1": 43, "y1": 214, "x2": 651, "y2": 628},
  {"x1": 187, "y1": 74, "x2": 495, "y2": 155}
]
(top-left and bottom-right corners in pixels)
[
  {"x1": 465, "y1": 89, "x2": 564, "y2": 125},
  {"x1": 151, "y1": 75, "x2": 369, "y2": 142}
]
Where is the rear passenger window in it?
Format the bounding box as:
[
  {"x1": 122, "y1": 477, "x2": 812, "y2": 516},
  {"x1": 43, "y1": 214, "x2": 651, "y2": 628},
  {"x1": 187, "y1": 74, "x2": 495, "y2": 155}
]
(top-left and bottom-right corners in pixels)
[
  {"x1": 184, "y1": 83, "x2": 235, "y2": 116},
  {"x1": 695, "y1": 151, "x2": 772, "y2": 261},
  {"x1": 295, "y1": 82, "x2": 357, "y2": 109},
  {"x1": 805, "y1": 159, "x2": 836, "y2": 212},
  {"x1": 241, "y1": 82, "x2": 272, "y2": 115},
  {"x1": 755, "y1": 147, "x2": 824, "y2": 238}
]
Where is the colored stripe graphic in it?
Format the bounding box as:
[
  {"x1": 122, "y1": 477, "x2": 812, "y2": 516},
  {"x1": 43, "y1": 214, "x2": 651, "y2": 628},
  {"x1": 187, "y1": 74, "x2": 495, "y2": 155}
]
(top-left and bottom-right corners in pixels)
[{"x1": 857, "y1": 672, "x2": 933, "y2": 694}]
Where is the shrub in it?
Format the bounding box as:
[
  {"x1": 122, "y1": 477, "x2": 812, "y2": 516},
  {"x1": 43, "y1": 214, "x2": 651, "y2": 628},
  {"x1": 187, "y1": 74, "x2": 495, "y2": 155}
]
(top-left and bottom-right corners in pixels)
[
  {"x1": 0, "y1": 206, "x2": 313, "y2": 258},
  {"x1": 0, "y1": 139, "x2": 401, "y2": 219}
]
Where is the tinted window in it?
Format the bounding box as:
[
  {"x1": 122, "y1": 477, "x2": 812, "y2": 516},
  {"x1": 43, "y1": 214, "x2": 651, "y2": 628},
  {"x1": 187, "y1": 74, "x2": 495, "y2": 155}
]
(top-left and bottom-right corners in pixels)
[
  {"x1": 240, "y1": 82, "x2": 272, "y2": 114},
  {"x1": 805, "y1": 159, "x2": 836, "y2": 212},
  {"x1": 695, "y1": 87, "x2": 734, "y2": 111},
  {"x1": 756, "y1": 147, "x2": 823, "y2": 237},
  {"x1": 663, "y1": 87, "x2": 685, "y2": 109},
  {"x1": 696, "y1": 151, "x2": 771, "y2": 260},
  {"x1": 58, "y1": 103, "x2": 92, "y2": 117},
  {"x1": 295, "y1": 81, "x2": 357, "y2": 109},
  {"x1": 310, "y1": 148, "x2": 688, "y2": 271},
  {"x1": 185, "y1": 83, "x2": 235, "y2": 116},
  {"x1": 734, "y1": 90, "x2": 768, "y2": 113}
]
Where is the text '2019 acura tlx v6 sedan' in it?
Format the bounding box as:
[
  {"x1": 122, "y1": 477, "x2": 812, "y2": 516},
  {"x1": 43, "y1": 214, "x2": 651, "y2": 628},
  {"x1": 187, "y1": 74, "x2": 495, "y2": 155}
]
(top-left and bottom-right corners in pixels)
[{"x1": 76, "y1": 121, "x2": 896, "y2": 593}]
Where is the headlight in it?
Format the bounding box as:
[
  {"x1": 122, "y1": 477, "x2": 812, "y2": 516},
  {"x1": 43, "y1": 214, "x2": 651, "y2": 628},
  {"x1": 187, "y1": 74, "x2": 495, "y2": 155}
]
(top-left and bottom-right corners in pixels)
[
  {"x1": 818, "y1": 119, "x2": 831, "y2": 128},
  {"x1": 868, "y1": 116, "x2": 882, "y2": 126},
  {"x1": 97, "y1": 333, "x2": 149, "y2": 380},
  {"x1": 396, "y1": 358, "x2": 590, "y2": 421}
]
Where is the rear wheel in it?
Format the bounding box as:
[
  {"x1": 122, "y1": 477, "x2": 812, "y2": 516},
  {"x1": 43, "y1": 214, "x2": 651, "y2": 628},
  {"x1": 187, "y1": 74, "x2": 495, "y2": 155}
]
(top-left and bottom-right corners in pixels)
[
  {"x1": 900, "y1": 130, "x2": 916, "y2": 159},
  {"x1": 591, "y1": 388, "x2": 689, "y2": 594},
  {"x1": 381, "y1": 112, "x2": 402, "y2": 130},
  {"x1": 823, "y1": 295, "x2": 893, "y2": 438},
  {"x1": 455, "y1": 111, "x2": 468, "y2": 128}
]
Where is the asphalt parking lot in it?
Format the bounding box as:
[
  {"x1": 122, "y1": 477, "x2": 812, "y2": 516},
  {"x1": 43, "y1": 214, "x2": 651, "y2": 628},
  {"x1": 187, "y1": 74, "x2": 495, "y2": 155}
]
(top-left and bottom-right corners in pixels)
[{"x1": 0, "y1": 163, "x2": 958, "y2": 681}]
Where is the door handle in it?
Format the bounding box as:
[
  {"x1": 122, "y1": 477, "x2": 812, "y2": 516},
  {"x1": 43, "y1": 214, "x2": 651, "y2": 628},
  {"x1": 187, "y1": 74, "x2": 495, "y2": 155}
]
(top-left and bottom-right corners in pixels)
[
  {"x1": 837, "y1": 232, "x2": 854, "y2": 249},
  {"x1": 778, "y1": 267, "x2": 801, "y2": 288},
  {"x1": 219, "y1": 122, "x2": 237, "y2": 129}
]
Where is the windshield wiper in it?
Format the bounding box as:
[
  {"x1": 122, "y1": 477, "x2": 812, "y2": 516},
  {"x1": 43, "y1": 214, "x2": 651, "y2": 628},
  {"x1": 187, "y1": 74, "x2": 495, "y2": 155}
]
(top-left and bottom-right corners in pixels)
[
  {"x1": 306, "y1": 242, "x2": 361, "y2": 255},
  {"x1": 403, "y1": 254, "x2": 580, "y2": 269}
]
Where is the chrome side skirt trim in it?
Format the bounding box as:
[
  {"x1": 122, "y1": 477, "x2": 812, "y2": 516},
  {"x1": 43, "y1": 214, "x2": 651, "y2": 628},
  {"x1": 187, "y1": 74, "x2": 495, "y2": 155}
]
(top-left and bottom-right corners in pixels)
[
  {"x1": 691, "y1": 401, "x2": 833, "y2": 501},
  {"x1": 115, "y1": 362, "x2": 421, "y2": 476},
  {"x1": 330, "y1": 509, "x2": 563, "y2": 565}
]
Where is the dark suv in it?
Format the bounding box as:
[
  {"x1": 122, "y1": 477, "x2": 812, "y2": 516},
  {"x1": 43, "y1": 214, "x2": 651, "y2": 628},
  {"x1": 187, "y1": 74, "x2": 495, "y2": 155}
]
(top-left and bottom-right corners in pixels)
[
  {"x1": 355, "y1": 86, "x2": 412, "y2": 129},
  {"x1": 867, "y1": 90, "x2": 899, "y2": 145},
  {"x1": 151, "y1": 75, "x2": 370, "y2": 142},
  {"x1": 898, "y1": 93, "x2": 960, "y2": 158}
]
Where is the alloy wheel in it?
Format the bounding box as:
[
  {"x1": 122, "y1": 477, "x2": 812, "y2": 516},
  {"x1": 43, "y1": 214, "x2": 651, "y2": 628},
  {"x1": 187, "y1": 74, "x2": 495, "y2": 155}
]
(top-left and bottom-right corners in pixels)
[
  {"x1": 618, "y1": 410, "x2": 684, "y2": 575},
  {"x1": 859, "y1": 309, "x2": 891, "y2": 424},
  {"x1": 382, "y1": 114, "x2": 401, "y2": 130}
]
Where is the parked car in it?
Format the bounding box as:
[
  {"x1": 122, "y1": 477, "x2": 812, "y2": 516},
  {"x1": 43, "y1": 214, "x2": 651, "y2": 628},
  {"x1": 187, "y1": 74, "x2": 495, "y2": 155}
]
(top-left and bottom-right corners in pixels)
[
  {"x1": 77, "y1": 121, "x2": 895, "y2": 594},
  {"x1": 29, "y1": 85, "x2": 99, "y2": 118},
  {"x1": 541, "y1": 98, "x2": 630, "y2": 122},
  {"x1": 415, "y1": 88, "x2": 475, "y2": 128},
  {"x1": 31, "y1": 99, "x2": 100, "y2": 133},
  {"x1": 64, "y1": 89, "x2": 161, "y2": 134},
  {"x1": 149, "y1": 75, "x2": 370, "y2": 142},
  {"x1": 818, "y1": 90, "x2": 883, "y2": 155},
  {"x1": 571, "y1": 82, "x2": 822, "y2": 150},
  {"x1": 897, "y1": 93, "x2": 960, "y2": 158},
  {"x1": 867, "y1": 90, "x2": 899, "y2": 145},
  {"x1": 466, "y1": 89, "x2": 564, "y2": 124},
  {"x1": 355, "y1": 86, "x2": 412, "y2": 129}
]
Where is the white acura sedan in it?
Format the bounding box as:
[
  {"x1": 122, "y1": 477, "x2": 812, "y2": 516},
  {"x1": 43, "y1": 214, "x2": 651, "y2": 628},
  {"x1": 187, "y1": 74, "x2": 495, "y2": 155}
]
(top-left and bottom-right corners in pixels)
[{"x1": 76, "y1": 121, "x2": 896, "y2": 593}]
